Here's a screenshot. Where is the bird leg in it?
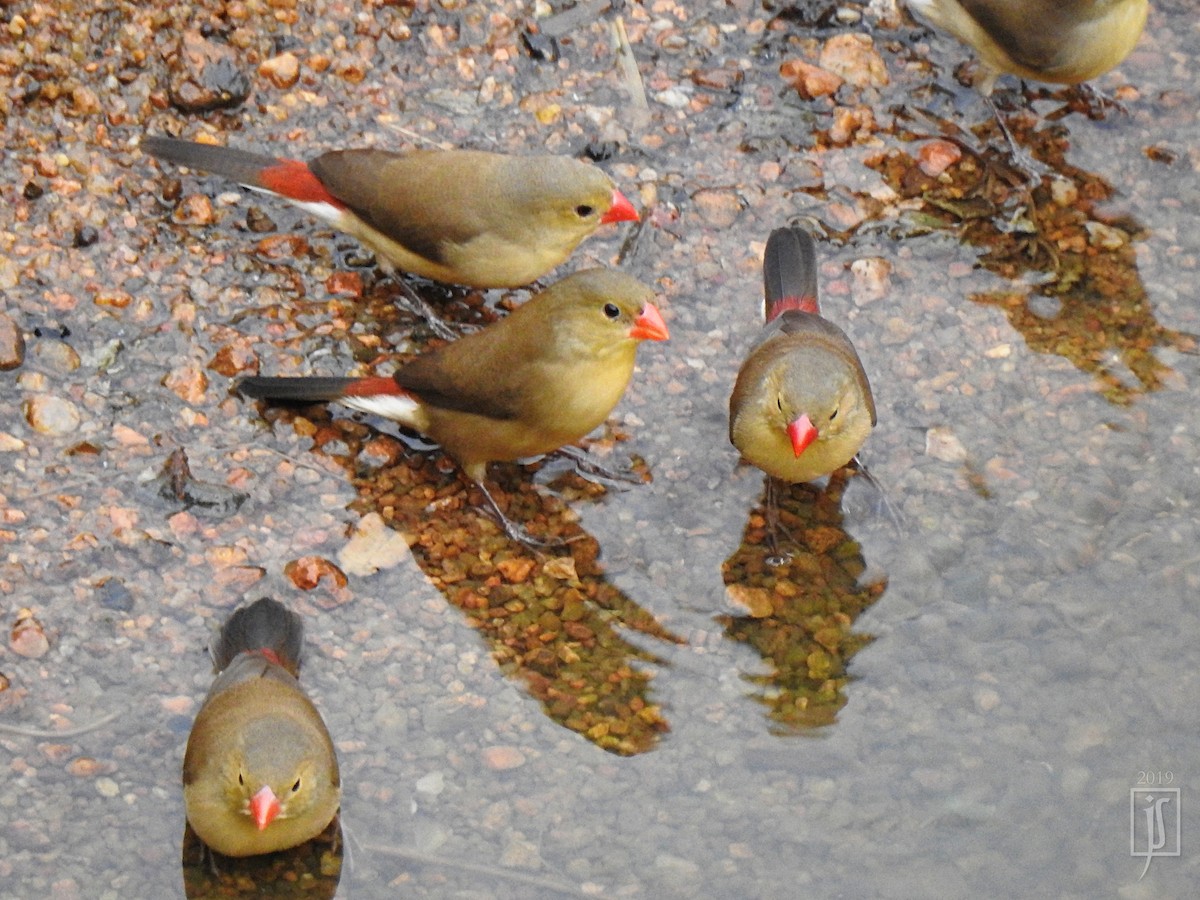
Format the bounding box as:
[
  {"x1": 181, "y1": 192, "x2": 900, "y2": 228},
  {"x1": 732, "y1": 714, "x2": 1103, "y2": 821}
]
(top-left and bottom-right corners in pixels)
[
  {"x1": 384, "y1": 275, "x2": 461, "y2": 341},
  {"x1": 848, "y1": 457, "x2": 905, "y2": 532},
  {"x1": 980, "y1": 93, "x2": 1050, "y2": 186},
  {"x1": 762, "y1": 478, "x2": 795, "y2": 567},
  {"x1": 472, "y1": 479, "x2": 569, "y2": 551}
]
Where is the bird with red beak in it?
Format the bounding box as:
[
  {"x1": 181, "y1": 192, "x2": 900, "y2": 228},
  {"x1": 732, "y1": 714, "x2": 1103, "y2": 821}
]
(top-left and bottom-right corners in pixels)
[
  {"x1": 239, "y1": 268, "x2": 669, "y2": 545},
  {"x1": 730, "y1": 227, "x2": 875, "y2": 486},
  {"x1": 143, "y1": 136, "x2": 638, "y2": 289},
  {"x1": 183, "y1": 598, "x2": 340, "y2": 858}
]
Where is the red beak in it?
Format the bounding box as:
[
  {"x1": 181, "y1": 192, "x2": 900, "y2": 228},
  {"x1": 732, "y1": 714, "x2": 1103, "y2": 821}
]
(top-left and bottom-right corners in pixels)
[
  {"x1": 787, "y1": 414, "x2": 817, "y2": 457},
  {"x1": 600, "y1": 189, "x2": 639, "y2": 224},
  {"x1": 629, "y1": 302, "x2": 669, "y2": 342},
  {"x1": 249, "y1": 785, "x2": 281, "y2": 831}
]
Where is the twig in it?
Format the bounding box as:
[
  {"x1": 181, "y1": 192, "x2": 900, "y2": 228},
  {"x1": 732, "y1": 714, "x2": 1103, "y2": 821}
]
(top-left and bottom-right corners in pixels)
[{"x1": 0, "y1": 710, "x2": 121, "y2": 739}]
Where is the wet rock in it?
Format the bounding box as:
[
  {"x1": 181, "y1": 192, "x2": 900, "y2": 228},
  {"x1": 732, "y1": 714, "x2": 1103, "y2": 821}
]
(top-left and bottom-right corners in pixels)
[
  {"x1": 481, "y1": 745, "x2": 526, "y2": 770},
  {"x1": 23, "y1": 395, "x2": 81, "y2": 435},
  {"x1": 337, "y1": 513, "x2": 415, "y2": 577},
  {"x1": 916, "y1": 140, "x2": 962, "y2": 177},
  {"x1": 0, "y1": 313, "x2": 25, "y2": 370},
  {"x1": 258, "y1": 51, "x2": 300, "y2": 89},
  {"x1": 818, "y1": 33, "x2": 889, "y2": 88},
  {"x1": 167, "y1": 30, "x2": 251, "y2": 113},
  {"x1": 285, "y1": 556, "x2": 348, "y2": 590},
  {"x1": 95, "y1": 578, "x2": 134, "y2": 612},
  {"x1": 171, "y1": 194, "x2": 215, "y2": 225},
  {"x1": 10, "y1": 609, "x2": 49, "y2": 659},
  {"x1": 779, "y1": 59, "x2": 842, "y2": 99},
  {"x1": 30, "y1": 339, "x2": 80, "y2": 373},
  {"x1": 691, "y1": 188, "x2": 742, "y2": 228},
  {"x1": 849, "y1": 257, "x2": 892, "y2": 305}
]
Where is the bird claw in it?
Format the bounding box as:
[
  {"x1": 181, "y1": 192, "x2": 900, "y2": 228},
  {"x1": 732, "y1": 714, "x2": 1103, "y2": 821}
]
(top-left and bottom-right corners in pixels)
[
  {"x1": 387, "y1": 277, "x2": 461, "y2": 341},
  {"x1": 474, "y1": 480, "x2": 570, "y2": 551},
  {"x1": 551, "y1": 444, "x2": 647, "y2": 487}
]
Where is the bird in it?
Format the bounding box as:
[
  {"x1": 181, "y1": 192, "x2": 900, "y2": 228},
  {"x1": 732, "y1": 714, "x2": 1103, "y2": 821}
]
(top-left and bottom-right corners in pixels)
[
  {"x1": 906, "y1": 0, "x2": 1148, "y2": 96},
  {"x1": 729, "y1": 226, "x2": 875, "y2": 487},
  {"x1": 182, "y1": 598, "x2": 340, "y2": 858},
  {"x1": 238, "y1": 268, "x2": 669, "y2": 545},
  {"x1": 142, "y1": 135, "x2": 639, "y2": 289}
]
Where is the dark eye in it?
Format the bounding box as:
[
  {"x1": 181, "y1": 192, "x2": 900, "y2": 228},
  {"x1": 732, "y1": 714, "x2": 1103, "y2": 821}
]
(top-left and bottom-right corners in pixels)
[
  {"x1": 291, "y1": 778, "x2": 302, "y2": 793},
  {"x1": 829, "y1": 408, "x2": 838, "y2": 421},
  {"x1": 238, "y1": 773, "x2": 245, "y2": 786},
  {"x1": 777, "y1": 397, "x2": 783, "y2": 411},
  {"x1": 602, "y1": 302, "x2": 620, "y2": 319},
  {"x1": 575, "y1": 204, "x2": 595, "y2": 218}
]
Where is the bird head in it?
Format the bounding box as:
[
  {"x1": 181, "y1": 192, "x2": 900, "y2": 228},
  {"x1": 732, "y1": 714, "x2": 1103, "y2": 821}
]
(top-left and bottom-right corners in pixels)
[{"x1": 774, "y1": 351, "x2": 872, "y2": 456}]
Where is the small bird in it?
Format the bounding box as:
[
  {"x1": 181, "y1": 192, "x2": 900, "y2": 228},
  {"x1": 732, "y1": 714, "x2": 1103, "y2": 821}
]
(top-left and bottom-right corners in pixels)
[
  {"x1": 183, "y1": 598, "x2": 340, "y2": 858},
  {"x1": 239, "y1": 268, "x2": 669, "y2": 543},
  {"x1": 730, "y1": 226, "x2": 875, "y2": 486},
  {"x1": 143, "y1": 135, "x2": 639, "y2": 289},
  {"x1": 906, "y1": 0, "x2": 1148, "y2": 95}
]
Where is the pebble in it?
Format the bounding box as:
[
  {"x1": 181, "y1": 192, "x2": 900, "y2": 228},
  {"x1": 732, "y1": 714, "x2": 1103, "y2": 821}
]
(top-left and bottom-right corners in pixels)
[
  {"x1": 30, "y1": 340, "x2": 80, "y2": 373},
  {"x1": 849, "y1": 257, "x2": 892, "y2": 305},
  {"x1": 94, "y1": 777, "x2": 120, "y2": 799},
  {"x1": 481, "y1": 746, "x2": 527, "y2": 770},
  {"x1": 0, "y1": 313, "x2": 25, "y2": 370},
  {"x1": 258, "y1": 51, "x2": 300, "y2": 89},
  {"x1": 168, "y1": 30, "x2": 251, "y2": 112},
  {"x1": 10, "y1": 609, "x2": 50, "y2": 658},
  {"x1": 916, "y1": 140, "x2": 962, "y2": 177},
  {"x1": 337, "y1": 513, "x2": 415, "y2": 577},
  {"x1": 818, "y1": 34, "x2": 889, "y2": 88},
  {"x1": 23, "y1": 395, "x2": 82, "y2": 435},
  {"x1": 779, "y1": 59, "x2": 842, "y2": 99}
]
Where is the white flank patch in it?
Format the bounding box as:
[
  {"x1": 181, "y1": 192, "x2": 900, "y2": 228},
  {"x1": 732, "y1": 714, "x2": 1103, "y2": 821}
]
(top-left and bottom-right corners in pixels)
[
  {"x1": 340, "y1": 394, "x2": 421, "y2": 427},
  {"x1": 243, "y1": 185, "x2": 344, "y2": 227}
]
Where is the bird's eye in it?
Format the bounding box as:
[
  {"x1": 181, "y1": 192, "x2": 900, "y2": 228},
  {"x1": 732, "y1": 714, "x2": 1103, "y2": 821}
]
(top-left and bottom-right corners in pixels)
[
  {"x1": 291, "y1": 778, "x2": 302, "y2": 793},
  {"x1": 829, "y1": 408, "x2": 838, "y2": 421},
  {"x1": 602, "y1": 302, "x2": 620, "y2": 319},
  {"x1": 777, "y1": 397, "x2": 783, "y2": 411},
  {"x1": 575, "y1": 204, "x2": 595, "y2": 218},
  {"x1": 238, "y1": 773, "x2": 245, "y2": 786}
]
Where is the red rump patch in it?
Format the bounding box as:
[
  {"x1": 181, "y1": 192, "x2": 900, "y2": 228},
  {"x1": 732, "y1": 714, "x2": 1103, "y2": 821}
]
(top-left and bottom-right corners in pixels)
[
  {"x1": 254, "y1": 648, "x2": 286, "y2": 668},
  {"x1": 342, "y1": 376, "x2": 407, "y2": 397},
  {"x1": 766, "y1": 294, "x2": 820, "y2": 321},
  {"x1": 258, "y1": 159, "x2": 345, "y2": 208}
]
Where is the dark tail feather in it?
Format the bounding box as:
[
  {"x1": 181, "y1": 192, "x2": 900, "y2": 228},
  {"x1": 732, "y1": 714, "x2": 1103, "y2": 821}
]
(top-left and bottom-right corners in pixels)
[
  {"x1": 238, "y1": 376, "x2": 360, "y2": 403},
  {"x1": 142, "y1": 136, "x2": 278, "y2": 189},
  {"x1": 213, "y1": 598, "x2": 304, "y2": 676},
  {"x1": 763, "y1": 226, "x2": 820, "y2": 320}
]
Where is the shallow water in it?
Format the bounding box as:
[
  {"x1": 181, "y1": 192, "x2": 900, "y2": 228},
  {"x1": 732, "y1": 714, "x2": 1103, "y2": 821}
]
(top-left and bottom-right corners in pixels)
[{"x1": 2, "y1": 1, "x2": 1198, "y2": 897}]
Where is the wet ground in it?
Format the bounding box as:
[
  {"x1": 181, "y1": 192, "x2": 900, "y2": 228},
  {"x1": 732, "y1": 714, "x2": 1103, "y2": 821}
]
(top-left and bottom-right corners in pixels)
[{"x1": 2, "y1": 0, "x2": 1199, "y2": 897}]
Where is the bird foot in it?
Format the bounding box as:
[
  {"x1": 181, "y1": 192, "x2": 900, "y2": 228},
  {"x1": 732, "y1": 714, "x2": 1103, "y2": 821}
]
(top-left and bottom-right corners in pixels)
[{"x1": 475, "y1": 481, "x2": 571, "y2": 551}]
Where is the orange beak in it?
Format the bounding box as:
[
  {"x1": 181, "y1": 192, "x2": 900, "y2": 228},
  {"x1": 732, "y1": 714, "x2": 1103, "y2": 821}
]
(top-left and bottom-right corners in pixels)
[
  {"x1": 249, "y1": 785, "x2": 281, "y2": 831},
  {"x1": 629, "y1": 303, "x2": 669, "y2": 342},
  {"x1": 600, "y1": 189, "x2": 639, "y2": 224},
  {"x1": 787, "y1": 414, "x2": 817, "y2": 457}
]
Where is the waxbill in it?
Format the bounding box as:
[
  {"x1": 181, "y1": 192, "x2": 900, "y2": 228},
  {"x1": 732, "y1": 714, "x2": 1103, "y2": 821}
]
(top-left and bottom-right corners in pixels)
[
  {"x1": 239, "y1": 268, "x2": 669, "y2": 542},
  {"x1": 183, "y1": 598, "x2": 340, "y2": 858},
  {"x1": 143, "y1": 135, "x2": 638, "y2": 289},
  {"x1": 730, "y1": 227, "x2": 875, "y2": 485},
  {"x1": 906, "y1": 0, "x2": 1148, "y2": 95}
]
